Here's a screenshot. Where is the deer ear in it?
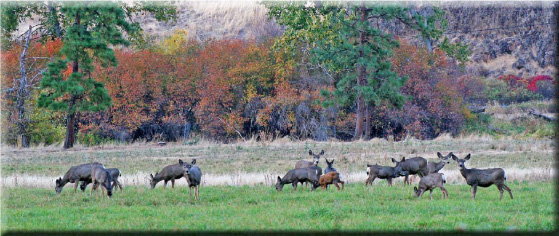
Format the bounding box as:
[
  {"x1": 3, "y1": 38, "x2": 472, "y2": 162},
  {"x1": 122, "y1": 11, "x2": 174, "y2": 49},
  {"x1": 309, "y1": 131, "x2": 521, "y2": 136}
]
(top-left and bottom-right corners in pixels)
[
  {"x1": 309, "y1": 150, "x2": 313, "y2": 156},
  {"x1": 437, "y1": 152, "x2": 443, "y2": 159},
  {"x1": 277, "y1": 176, "x2": 281, "y2": 182},
  {"x1": 191, "y1": 159, "x2": 196, "y2": 165},
  {"x1": 401, "y1": 157, "x2": 406, "y2": 162},
  {"x1": 179, "y1": 159, "x2": 184, "y2": 165},
  {"x1": 331, "y1": 159, "x2": 334, "y2": 164},
  {"x1": 150, "y1": 174, "x2": 154, "y2": 179},
  {"x1": 464, "y1": 154, "x2": 471, "y2": 160},
  {"x1": 320, "y1": 150, "x2": 324, "y2": 155},
  {"x1": 391, "y1": 158, "x2": 397, "y2": 163}
]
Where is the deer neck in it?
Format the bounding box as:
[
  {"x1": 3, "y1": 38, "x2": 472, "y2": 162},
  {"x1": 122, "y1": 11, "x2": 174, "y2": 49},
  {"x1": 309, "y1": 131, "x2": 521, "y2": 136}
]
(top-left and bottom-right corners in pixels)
[{"x1": 459, "y1": 165, "x2": 470, "y2": 178}]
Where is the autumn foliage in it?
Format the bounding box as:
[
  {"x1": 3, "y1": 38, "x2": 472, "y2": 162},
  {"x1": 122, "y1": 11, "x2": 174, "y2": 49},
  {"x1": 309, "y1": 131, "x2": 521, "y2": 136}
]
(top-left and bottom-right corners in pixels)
[{"x1": 2, "y1": 33, "x2": 555, "y2": 145}]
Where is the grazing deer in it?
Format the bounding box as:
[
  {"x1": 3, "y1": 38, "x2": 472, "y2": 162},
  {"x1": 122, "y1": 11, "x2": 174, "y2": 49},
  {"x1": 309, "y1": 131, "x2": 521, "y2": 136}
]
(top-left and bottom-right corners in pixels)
[
  {"x1": 391, "y1": 156, "x2": 429, "y2": 186},
  {"x1": 365, "y1": 163, "x2": 408, "y2": 187},
  {"x1": 427, "y1": 152, "x2": 452, "y2": 174},
  {"x1": 276, "y1": 167, "x2": 321, "y2": 191},
  {"x1": 80, "y1": 168, "x2": 122, "y2": 192},
  {"x1": 90, "y1": 166, "x2": 113, "y2": 198},
  {"x1": 149, "y1": 163, "x2": 189, "y2": 189},
  {"x1": 319, "y1": 172, "x2": 344, "y2": 191},
  {"x1": 452, "y1": 153, "x2": 513, "y2": 200},
  {"x1": 179, "y1": 159, "x2": 202, "y2": 201},
  {"x1": 55, "y1": 162, "x2": 104, "y2": 194},
  {"x1": 414, "y1": 173, "x2": 449, "y2": 200}
]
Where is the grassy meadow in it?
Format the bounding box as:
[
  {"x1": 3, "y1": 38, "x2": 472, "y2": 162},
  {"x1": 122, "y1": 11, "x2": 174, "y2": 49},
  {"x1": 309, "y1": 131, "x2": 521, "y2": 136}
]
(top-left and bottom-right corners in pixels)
[
  {"x1": 1, "y1": 133, "x2": 556, "y2": 232},
  {"x1": 2, "y1": 181, "x2": 555, "y2": 231}
]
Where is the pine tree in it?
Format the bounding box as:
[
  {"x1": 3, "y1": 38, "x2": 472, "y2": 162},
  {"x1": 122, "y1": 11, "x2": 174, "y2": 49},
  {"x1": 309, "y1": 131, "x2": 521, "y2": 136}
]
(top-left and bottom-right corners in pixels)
[
  {"x1": 36, "y1": 2, "x2": 174, "y2": 148},
  {"x1": 267, "y1": 1, "x2": 449, "y2": 140}
]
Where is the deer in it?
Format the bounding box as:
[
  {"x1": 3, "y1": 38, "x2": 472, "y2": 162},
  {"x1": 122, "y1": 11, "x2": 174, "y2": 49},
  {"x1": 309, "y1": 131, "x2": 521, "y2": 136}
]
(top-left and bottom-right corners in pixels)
[
  {"x1": 427, "y1": 152, "x2": 453, "y2": 174},
  {"x1": 55, "y1": 162, "x2": 104, "y2": 194},
  {"x1": 324, "y1": 159, "x2": 337, "y2": 174},
  {"x1": 365, "y1": 163, "x2": 408, "y2": 187},
  {"x1": 391, "y1": 156, "x2": 429, "y2": 186},
  {"x1": 294, "y1": 149, "x2": 324, "y2": 188},
  {"x1": 90, "y1": 165, "x2": 113, "y2": 198},
  {"x1": 276, "y1": 167, "x2": 321, "y2": 191},
  {"x1": 179, "y1": 159, "x2": 202, "y2": 201},
  {"x1": 319, "y1": 172, "x2": 344, "y2": 191},
  {"x1": 452, "y1": 153, "x2": 513, "y2": 200},
  {"x1": 149, "y1": 163, "x2": 189, "y2": 189},
  {"x1": 413, "y1": 173, "x2": 449, "y2": 200},
  {"x1": 295, "y1": 149, "x2": 323, "y2": 169},
  {"x1": 80, "y1": 168, "x2": 122, "y2": 192}
]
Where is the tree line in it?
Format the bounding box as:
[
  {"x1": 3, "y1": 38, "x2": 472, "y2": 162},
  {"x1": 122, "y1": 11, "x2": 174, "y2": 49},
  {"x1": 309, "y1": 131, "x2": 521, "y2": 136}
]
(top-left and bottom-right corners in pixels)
[{"x1": 1, "y1": 1, "x2": 554, "y2": 148}]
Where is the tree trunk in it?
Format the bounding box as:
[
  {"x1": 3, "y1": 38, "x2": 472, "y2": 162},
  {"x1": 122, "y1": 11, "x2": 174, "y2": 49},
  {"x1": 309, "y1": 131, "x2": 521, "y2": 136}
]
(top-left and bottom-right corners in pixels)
[
  {"x1": 64, "y1": 98, "x2": 76, "y2": 149},
  {"x1": 364, "y1": 104, "x2": 371, "y2": 140},
  {"x1": 63, "y1": 11, "x2": 80, "y2": 149},
  {"x1": 48, "y1": 1, "x2": 62, "y2": 39},
  {"x1": 16, "y1": 25, "x2": 33, "y2": 148},
  {"x1": 353, "y1": 3, "x2": 367, "y2": 140}
]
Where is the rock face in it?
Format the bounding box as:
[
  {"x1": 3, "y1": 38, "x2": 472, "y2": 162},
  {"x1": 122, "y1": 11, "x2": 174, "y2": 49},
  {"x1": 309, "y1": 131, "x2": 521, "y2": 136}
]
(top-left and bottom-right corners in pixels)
[
  {"x1": 370, "y1": 1, "x2": 556, "y2": 78},
  {"x1": 441, "y1": 2, "x2": 556, "y2": 78}
]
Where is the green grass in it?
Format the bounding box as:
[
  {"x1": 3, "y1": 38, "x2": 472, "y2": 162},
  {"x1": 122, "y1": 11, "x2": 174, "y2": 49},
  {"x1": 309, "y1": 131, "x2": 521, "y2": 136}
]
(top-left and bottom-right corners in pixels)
[{"x1": 2, "y1": 181, "x2": 555, "y2": 231}]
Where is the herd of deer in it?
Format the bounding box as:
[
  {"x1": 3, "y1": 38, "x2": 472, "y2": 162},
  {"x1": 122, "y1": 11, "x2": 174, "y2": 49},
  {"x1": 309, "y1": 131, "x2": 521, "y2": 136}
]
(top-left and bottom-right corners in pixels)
[{"x1": 54, "y1": 149, "x2": 513, "y2": 201}]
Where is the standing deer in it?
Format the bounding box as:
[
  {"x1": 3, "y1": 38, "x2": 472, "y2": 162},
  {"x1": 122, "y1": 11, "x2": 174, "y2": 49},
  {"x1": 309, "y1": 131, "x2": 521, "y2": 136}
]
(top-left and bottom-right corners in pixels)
[
  {"x1": 80, "y1": 168, "x2": 122, "y2": 192},
  {"x1": 179, "y1": 159, "x2": 202, "y2": 201},
  {"x1": 391, "y1": 156, "x2": 429, "y2": 186},
  {"x1": 452, "y1": 153, "x2": 513, "y2": 200},
  {"x1": 149, "y1": 163, "x2": 189, "y2": 189},
  {"x1": 324, "y1": 159, "x2": 337, "y2": 174},
  {"x1": 427, "y1": 152, "x2": 453, "y2": 174},
  {"x1": 55, "y1": 162, "x2": 104, "y2": 194},
  {"x1": 365, "y1": 163, "x2": 408, "y2": 187},
  {"x1": 90, "y1": 165, "x2": 113, "y2": 198},
  {"x1": 414, "y1": 173, "x2": 449, "y2": 200},
  {"x1": 294, "y1": 150, "x2": 324, "y2": 187}
]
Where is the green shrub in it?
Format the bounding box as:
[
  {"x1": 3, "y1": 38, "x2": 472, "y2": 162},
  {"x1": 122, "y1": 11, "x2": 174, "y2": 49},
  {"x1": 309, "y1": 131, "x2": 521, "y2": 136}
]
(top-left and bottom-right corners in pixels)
[{"x1": 27, "y1": 108, "x2": 66, "y2": 146}]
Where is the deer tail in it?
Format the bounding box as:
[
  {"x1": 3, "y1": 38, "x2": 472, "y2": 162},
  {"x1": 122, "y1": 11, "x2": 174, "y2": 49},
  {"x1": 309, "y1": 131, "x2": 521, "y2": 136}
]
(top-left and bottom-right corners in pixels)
[
  {"x1": 441, "y1": 173, "x2": 446, "y2": 184},
  {"x1": 504, "y1": 170, "x2": 507, "y2": 181}
]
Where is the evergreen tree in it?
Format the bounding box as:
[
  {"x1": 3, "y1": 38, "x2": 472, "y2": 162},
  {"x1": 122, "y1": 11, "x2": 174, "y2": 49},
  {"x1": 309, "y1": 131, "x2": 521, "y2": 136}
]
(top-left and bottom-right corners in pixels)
[{"x1": 267, "y1": 1, "x2": 450, "y2": 140}]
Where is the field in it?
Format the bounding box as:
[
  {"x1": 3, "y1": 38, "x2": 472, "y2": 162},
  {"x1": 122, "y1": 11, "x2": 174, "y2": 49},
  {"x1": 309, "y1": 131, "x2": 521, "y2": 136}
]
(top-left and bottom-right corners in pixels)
[
  {"x1": 2, "y1": 182, "x2": 554, "y2": 231},
  {"x1": 1, "y1": 135, "x2": 556, "y2": 232}
]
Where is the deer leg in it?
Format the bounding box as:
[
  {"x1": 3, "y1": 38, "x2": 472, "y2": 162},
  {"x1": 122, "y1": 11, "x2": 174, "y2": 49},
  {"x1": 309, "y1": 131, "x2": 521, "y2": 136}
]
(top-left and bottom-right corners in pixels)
[
  {"x1": 171, "y1": 178, "x2": 175, "y2": 189},
  {"x1": 340, "y1": 181, "x2": 345, "y2": 190},
  {"x1": 334, "y1": 183, "x2": 340, "y2": 191},
  {"x1": 292, "y1": 182, "x2": 297, "y2": 190},
  {"x1": 472, "y1": 185, "x2": 477, "y2": 199},
  {"x1": 74, "y1": 182, "x2": 78, "y2": 193},
  {"x1": 403, "y1": 175, "x2": 407, "y2": 186},
  {"x1": 387, "y1": 178, "x2": 392, "y2": 186},
  {"x1": 163, "y1": 180, "x2": 167, "y2": 189},
  {"x1": 503, "y1": 184, "x2": 513, "y2": 199},
  {"x1": 497, "y1": 185, "x2": 504, "y2": 201},
  {"x1": 90, "y1": 182, "x2": 94, "y2": 196},
  {"x1": 440, "y1": 186, "x2": 448, "y2": 199},
  {"x1": 189, "y1": 186, "x2": 193, "y2": 201},
  {"x1": 430, "y1": 189, "x2": 433, "y2": 201},
  {"x1": 118, "y1": 181, "x2": 123, "y2": 191}
]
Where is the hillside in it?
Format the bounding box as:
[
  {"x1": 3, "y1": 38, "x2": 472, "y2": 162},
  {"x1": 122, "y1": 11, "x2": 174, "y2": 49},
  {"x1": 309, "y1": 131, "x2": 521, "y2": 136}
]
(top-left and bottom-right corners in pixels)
[{"x1": 137, "y1": 1, "x2": 556, "y2": 79}]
